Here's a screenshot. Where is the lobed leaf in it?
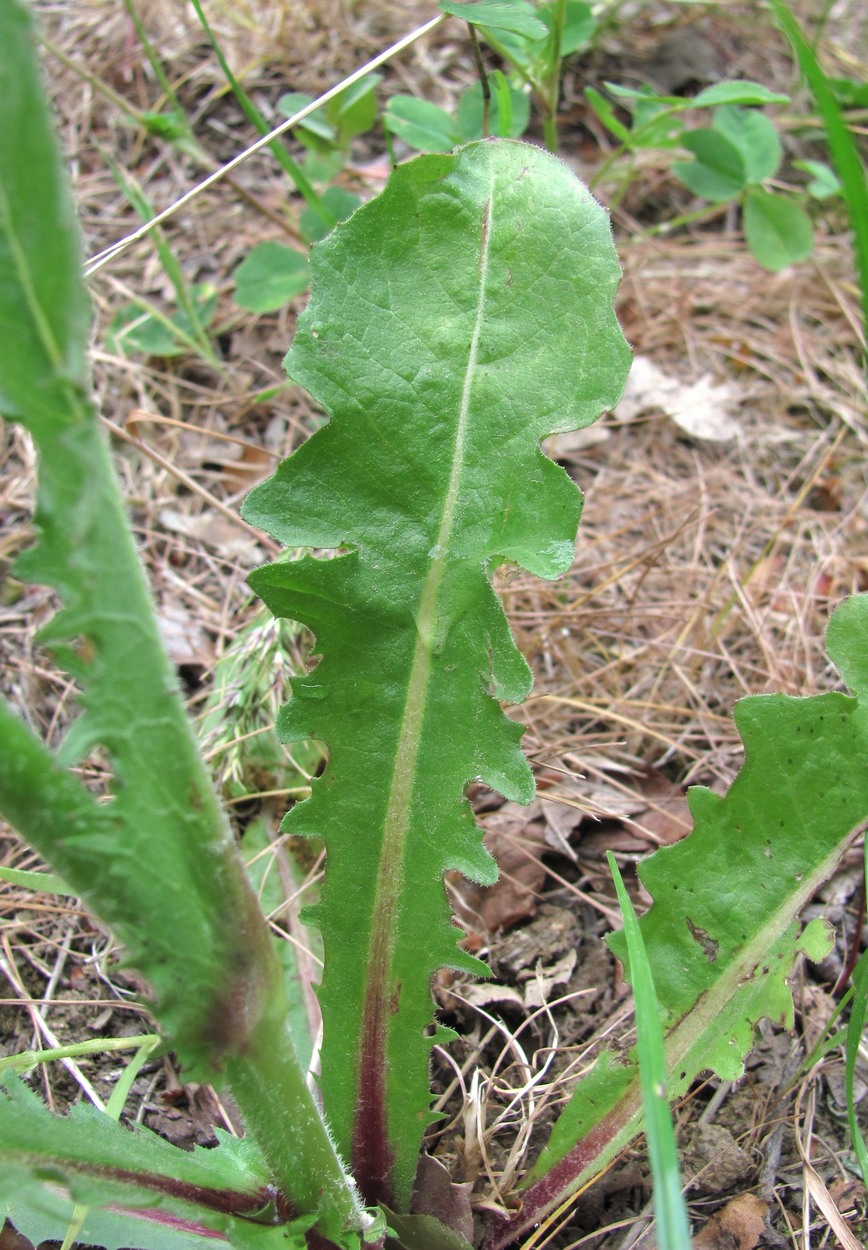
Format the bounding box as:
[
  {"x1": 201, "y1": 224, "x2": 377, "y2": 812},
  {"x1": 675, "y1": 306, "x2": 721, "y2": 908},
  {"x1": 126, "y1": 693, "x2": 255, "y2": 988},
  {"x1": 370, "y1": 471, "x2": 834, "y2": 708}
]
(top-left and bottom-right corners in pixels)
[
  {"x1": 0, "y1": 1078, "x2": 283, "y2": 1247},
  {"x1": 234, "y1": 242, "x2": 310, "y2": 313},
  {"x1": 0, "y1": 0, "x2": 282, "y2": 1084},
  {"x1": 484, "y1": 593, "x2": 868, "y2": 1249},
  {"x1": 243, "y1": 139, "x2": 630, "y2": 1208}
]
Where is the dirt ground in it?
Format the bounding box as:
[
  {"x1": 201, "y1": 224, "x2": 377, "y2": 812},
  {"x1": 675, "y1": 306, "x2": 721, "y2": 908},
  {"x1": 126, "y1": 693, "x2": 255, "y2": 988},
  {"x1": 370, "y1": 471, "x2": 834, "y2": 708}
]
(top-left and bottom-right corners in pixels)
[{"x1": 1, "y1": 1, "x2": 868, "y2": 1247}]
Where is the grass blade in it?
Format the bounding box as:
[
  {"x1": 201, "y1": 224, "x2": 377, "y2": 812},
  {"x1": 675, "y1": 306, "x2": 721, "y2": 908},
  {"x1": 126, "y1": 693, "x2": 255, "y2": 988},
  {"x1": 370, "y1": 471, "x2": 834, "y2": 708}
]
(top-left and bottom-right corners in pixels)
[{"x1": 608, "y1": 852, "x2": 691, "y2": 1250}]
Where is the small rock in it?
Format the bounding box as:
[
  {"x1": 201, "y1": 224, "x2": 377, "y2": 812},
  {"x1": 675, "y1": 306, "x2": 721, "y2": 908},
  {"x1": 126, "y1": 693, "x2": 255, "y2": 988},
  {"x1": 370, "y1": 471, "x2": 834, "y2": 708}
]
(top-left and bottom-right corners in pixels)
[
  {"x1": 683, "y1": 1123, "x2": 754, "y2": 1193},
  {"x1": 493, "y1": 904, "x2": 579, "y2": 979}
]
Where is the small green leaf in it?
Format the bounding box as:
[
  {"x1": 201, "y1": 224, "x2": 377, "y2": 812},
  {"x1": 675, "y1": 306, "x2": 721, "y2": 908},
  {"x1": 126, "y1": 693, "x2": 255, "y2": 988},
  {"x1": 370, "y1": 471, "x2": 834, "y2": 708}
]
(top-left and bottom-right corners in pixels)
[
  {"x1": 329, "y1": 73, "x2": 381, "y2": 144},
  {"x1": 438, "y1": 0, "x2": 548, "y2": 40},
  {"x1": 605, "y1": 83, "x2": 684, "y2": 106},
  {"x1": 827, "y1": 76, "x2": 868, "y2": 108},
  {"x1": 602, "y1": 84, "x2": 686, "y2": 147},
  {"x1": 539, "y1": 0, "x2": 595, "y2": 55},
  {"x1": 300, "y1": 185, "x2": 361, "y2": 244},
  {"x1": 585, "y1": 86, "x2": 632, "y2": 145},
  {"x1": 743, "y1": 188, "x2": 814, "y2": 271},
  {"x1": 277, "y1": 92, "x2": 336, "y2": 144},
  {"x1": 712, "y1": 105, "x2": 781, "y2": 184},
  {"x1": 794, "y1": 158, "x2": 842, "y2": 199},
  {"x1": 673, "y1": 128, "x2": 747, "y2": 201},
  {"x1": 456, "y1": 79, "x2": 530, "y2": 140},
  {"x1": 234, "y1": 242, "x2": 310, "y2": 312},
  {"x1": 693, "y1": 81, "x2": 790, "y2": 107},
  {"x1": 139, "y1": 109, "x2": 192, "y2": 141},
  {"x1": 384, "y1": 95, "x2": 461, "y2": 152}
]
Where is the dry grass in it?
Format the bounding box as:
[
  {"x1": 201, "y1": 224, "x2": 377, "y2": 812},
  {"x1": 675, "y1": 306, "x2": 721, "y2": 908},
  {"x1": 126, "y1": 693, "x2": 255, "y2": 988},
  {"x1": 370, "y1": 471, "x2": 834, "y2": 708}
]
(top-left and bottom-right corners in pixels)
[{"x1": 1, "y1": 0, "x2": 867, "y2": 1245}]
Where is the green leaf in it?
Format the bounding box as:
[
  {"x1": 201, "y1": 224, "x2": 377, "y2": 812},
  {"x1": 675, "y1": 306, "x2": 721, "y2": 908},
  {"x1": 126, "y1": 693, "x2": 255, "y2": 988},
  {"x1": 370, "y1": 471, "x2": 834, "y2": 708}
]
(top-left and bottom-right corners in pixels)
[
  {"x1": 242, "y1": 139, "x2": 630, "y2": 1208},
  {"x1": 0, "y1": 866, "x2": 72, "y2": 895},
  {"x1": 277, "y1": 92, "x2": 337, "y2": 144},
  {"x1": 329, "y1": 73, "x2": 381, "y2": 145},
  {"x1": 485, "y1": 593, "x2": 868, "y2": 1250},
  {"x1": 281, "y1": 77, "x2": 382, "y2": 154},
  {"x1": 234, "y1": 242, "x2": 310, "y2": 313},
  {"x1": 712, "y1": 105, "x2": 781, "y2": 184},
  {"x1": 605, "y1": 83, "x2": 685, "y2": 106},
  {"x1": 794, "y1": 159, "x2": 842, "y2": 199},
  {"x1": 139, "y1": 108, "x2": 193, "y2": 142},
  {"x1": 0, "y1": 11, "x2": 89, "y2": 421},
  {"x1": 438, "y1": 0, "x2": 548, "y2": 40},
  {"x1": 539, "y1": 0, "x2": 595, "y2": 55},
  {"x1": 584, "y1": 86, "x2": 632, "y2": 145},
  {"x1": 693, "y1": 81, "x2": 790, "y2": 107},
  {"x1": 827, "y1": 76, "x2": 868, "y2": 109},
  {"x1": 384, "y1": 95, "x2": 462, "y2": 152},
  {"x1": 455, "y1": 78, "x2": 530, "y2": 140},
  {"x1": 0, "y1": 0, "x2": 275, "y2": 1082},
  {"x1": 0, "y1": 1078, "x2": 280, "y2": 1243},
  {"x1": 743, "y1": 188, "x2": 814, "y2": 271},
  {"x1": 673, "y1": 128, "x2": 747, "y2": 201}
]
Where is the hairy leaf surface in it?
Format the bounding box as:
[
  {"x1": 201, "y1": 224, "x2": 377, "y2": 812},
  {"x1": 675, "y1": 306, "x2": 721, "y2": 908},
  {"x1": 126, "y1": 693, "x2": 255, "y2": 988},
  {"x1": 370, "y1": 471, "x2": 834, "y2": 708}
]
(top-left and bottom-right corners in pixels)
[
  {"x1": 243, "y1": 138, "x2": 630, "y2": 1207},
  {"x1": 0, "y1": 7, "x2": 362, "y2": 1237},
  {"x1": 0, "y1": 1078, "x2": 295, "y2": 1249},
  {"x1": 0, "y1": 0, "x2": 283, "y2": 1082},
  {"x1": 484, "y1": 593, "x2": 868, "y2": 1249}
]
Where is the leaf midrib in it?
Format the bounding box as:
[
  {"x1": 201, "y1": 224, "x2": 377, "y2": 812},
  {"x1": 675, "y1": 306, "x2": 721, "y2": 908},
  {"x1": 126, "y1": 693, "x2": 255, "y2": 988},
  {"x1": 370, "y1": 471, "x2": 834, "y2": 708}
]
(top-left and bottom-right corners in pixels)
[{"x1": 357, "y1": 179, "x2": 496, "y2": 1138}]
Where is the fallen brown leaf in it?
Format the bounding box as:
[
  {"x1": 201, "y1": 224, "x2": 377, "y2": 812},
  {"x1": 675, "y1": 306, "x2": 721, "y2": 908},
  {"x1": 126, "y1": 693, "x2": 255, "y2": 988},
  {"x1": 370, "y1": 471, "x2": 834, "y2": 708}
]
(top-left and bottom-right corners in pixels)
[
  {"x1": 693, "y1": 1193, "x2": 768, "y2": 1250},
  {"x1": 449, "y1": 802, "x2": 548, "y2": 932}
]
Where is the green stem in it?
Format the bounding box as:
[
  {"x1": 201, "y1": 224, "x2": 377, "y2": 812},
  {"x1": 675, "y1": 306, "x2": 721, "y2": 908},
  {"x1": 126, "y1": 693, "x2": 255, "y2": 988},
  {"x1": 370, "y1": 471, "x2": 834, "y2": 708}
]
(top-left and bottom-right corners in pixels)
[
  {"x1": 101, "y1": 149, "x2": 222, "y2": 368},
  {"x1": 0, "y1": 1036, "x2": 158, "y2": 1078},
  {"x1": 122, "y1": 0, "x2": 182, "y2": 115},
  {"x1": 640, "y1": 200, "x2": 729, "y2": 237},
  {"x1": 542, "y1": 0, "x2": 566, "y2": 151},
  {"x1": 189, "y1": 0, "x2": 335, "y2": 232},
  {"x1": 226, "y1": 1011, "x2": 367, "y2": 1239}
]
